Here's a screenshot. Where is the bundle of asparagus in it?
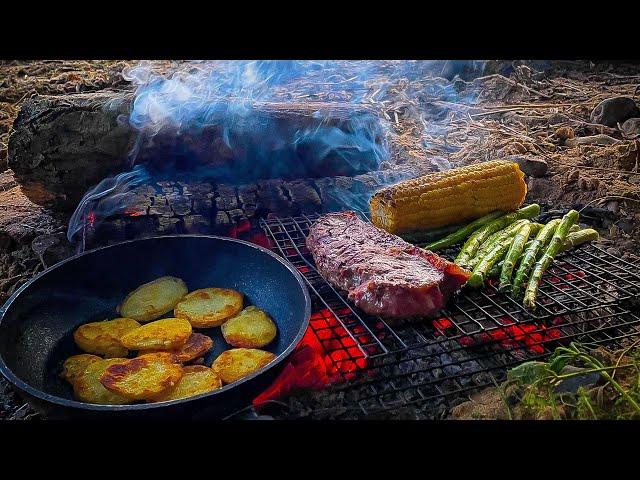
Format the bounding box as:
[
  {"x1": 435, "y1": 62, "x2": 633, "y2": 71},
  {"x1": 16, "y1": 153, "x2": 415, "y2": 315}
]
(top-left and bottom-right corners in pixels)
[{"x1": 422, "y1": 204, "x2": 599, "y2": 310}]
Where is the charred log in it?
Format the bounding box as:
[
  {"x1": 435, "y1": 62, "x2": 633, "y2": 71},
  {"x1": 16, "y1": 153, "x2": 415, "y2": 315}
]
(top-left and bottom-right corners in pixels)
[{"x1": 83, "y1": 165, "x2": 432, "y2": 248}]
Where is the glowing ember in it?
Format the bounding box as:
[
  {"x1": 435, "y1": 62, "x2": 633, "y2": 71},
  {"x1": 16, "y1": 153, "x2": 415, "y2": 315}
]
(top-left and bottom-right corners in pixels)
[
  {"x1": 253, "y1": 308, "x2": 369, "y2": 407},
  {"x1": 431, "y1": 312, "x2": 567, "y2": 355},
  {"x1": 228, "y1": 219, "x2": 252, "y2": 238},
  {"x1": 123, "y1": 208, "x2": 145, "y2": 217}
]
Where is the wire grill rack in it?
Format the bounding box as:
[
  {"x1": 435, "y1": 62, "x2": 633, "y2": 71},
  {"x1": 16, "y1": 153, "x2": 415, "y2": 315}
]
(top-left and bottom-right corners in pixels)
[{"x1": 260, "y1": 213, "x2": 640, "y2": 419}]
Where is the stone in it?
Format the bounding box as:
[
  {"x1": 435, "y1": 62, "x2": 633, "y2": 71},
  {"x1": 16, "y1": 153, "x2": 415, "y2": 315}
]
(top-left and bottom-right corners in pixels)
[
  {"x1": 553, "y1": 365, "x2": 600, "y2": 394},
  {"x1": 507, "y1": 155, "x2": 549, "y2": 178},
  {"x1": 606, "y1": 201, "x2": 620, "y2": 214},
  {"x1": 565, "y1": 134, "x2": 621, "y2": 147},
  {"x1": 617, "y1": 218, "x2": 634, "y2": 234},
  {"x1": 590, "y1": 96, "x2": 640, "y2": 127},
  {"x1": 31, "y1": 232, "x2": 74, "y2": 267},
  {"x1": 620, "y1": 117, "x2": 640, "y2": 138}
]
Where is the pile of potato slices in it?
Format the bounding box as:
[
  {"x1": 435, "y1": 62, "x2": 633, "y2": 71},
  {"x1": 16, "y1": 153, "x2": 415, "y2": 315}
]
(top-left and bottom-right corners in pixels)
[{"x1": 62, "y1": 276, "x2": 278, "y2": 405}]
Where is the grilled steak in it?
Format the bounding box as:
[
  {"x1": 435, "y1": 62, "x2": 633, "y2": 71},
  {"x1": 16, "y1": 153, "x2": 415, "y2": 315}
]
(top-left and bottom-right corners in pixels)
[{"x1": 306, "y1": 211, "x2": 471, "y2": 319}]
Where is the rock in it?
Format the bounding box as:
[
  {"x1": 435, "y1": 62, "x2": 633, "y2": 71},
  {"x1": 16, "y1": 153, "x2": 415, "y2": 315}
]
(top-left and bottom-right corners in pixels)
[
  {"x1": 590, "y1": 96, "x2": 640, "y2": 127},
  {"x1": 31, "y1": 232, "x2": 74, "y2": 267},
  {"x1": 617, "y1": 218, "x2": 634, "y2": 234},
  {"x1": 565, "y1": 134, "x2": 621, "y2": 147},
  {"x1": 507, "y1": 156, "x2": 549, "y2": 178},
  {"x1": 553, "y1": 365, "x2": 600, "y2": 394},
  {"x1": 621, "y1": 118, "x2": 640, "y2": 138}
]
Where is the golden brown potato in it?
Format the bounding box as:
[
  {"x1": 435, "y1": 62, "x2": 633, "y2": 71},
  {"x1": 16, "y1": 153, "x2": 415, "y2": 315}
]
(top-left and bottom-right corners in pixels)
[
  {"x1": 142, "y1": 333, "x2": 214, "y2": 363},
  {"x1": 221, "y1": 306, "x2": 277, "y2": 348},
  {"x1": 153, "y1": 365, "x2": 222, "y2": 402},
  {"x1": 61, "y1": 354, "x2": 102, "y2": 385},
  {"x1": 118, "y1": 276, "x2": 188, "y2": 322},
  {"x1": 73, "y1": 317, "x2": 141, "y2": 358},
  {"x1": 74, "y1": 358, "x2": 132, "y2": 405},
  {"x1": 99, "y1": 352, "x2": 183, "y2": 401},
  {"x1": 211, "y1": 348, "x2": 276, "y2": 384},
  {"x1": 120, "y1": 317, "x2": 192, "y2": 351},
  {"x1": 174, "y1": 288, "x2": 243, "y2": 328}
]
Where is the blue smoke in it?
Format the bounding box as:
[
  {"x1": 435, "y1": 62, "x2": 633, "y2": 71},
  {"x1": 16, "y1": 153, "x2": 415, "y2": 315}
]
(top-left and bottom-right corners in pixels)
[{"x1": 68, "y1": 60, "x2": 487, "y2": 244}]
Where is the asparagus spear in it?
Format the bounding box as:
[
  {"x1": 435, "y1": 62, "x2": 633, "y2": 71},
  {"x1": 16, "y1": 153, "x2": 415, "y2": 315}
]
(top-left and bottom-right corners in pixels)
[
  {"x1": 561, "y1": 228, "x2": 599, "y2": 251},
  {"x1": 488, "y1": 229, "x2": 596, "y2": 280},
  {"x1": 455, "y1": 204, "x2": 540, "y2": 268},
  {"x1": 467, "y1": 220, "x2": 530, "y2": 270},
  {"x1": 467, "y1": 228, "x2": 520, "y2": 288},
  {"x1": 478, "y1": 222, "x2": 542, "y2": 252},
  {"x1": 423, "y1": 211, "x2": 504, "y2": 251},
  {"x1": 499, "y1": 223, "x2": 533, "y2": 291},
  {"x1": 511, "y1": 218, "x2": 561, "y2": 298},
  {"x1": 523, "y1": 210, "x2": 580, "y2": 310},
  {"x1": 402, "y1": 223, "x2": 466, "y2": 245}
]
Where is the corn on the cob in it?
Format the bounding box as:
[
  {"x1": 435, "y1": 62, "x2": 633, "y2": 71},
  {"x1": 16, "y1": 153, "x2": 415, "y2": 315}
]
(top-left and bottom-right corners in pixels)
[{"x1": 370, "y1": 160, "x2": 527, "y2": 234}]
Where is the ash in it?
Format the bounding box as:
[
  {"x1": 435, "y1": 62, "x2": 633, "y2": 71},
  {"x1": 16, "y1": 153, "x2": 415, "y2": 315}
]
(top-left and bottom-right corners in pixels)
[{"x1": 279, "y1": 337, "x2": 503, "y2": 420}]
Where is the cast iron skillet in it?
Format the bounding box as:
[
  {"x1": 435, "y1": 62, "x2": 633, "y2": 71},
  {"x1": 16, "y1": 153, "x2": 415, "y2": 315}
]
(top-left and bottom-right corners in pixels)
[{"x1": 0, "y1": 235, "x2": 311, "y2": 419}]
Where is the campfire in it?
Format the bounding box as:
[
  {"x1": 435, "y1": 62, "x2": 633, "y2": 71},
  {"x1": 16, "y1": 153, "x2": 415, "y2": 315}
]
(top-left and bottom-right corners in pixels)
[{"x1": 1, "y1": 60, "x2": 639, "y2": 420}]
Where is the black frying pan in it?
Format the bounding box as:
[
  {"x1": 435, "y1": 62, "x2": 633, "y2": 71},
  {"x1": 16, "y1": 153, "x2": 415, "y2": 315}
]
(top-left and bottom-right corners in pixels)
[{"x1": 0, "y1": 235, "x2": 311, "y2": 419}]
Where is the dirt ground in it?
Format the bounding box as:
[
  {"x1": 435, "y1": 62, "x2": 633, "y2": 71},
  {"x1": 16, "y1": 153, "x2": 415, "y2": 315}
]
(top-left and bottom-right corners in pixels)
[
  {"x1": 2, "y1": 60, "x2": 639, "y2": 243},
  {"x1": 0, "y1": 60, "x2": 638, "y2": 419}
]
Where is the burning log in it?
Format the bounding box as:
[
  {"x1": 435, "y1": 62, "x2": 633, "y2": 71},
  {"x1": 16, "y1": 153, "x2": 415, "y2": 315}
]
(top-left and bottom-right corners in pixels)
[
  {"x1": 81, "y1": 165, "x2": 432, "y2": 248},
  {"x1": 8, "y1": 91, "x2": 385, "y2": 211}
]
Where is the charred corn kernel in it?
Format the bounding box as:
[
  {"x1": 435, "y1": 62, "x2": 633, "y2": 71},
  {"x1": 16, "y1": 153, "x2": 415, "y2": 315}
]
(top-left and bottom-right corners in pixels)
[{"x1": 370, "y1": 160, "x2": 527, "y2": 234}]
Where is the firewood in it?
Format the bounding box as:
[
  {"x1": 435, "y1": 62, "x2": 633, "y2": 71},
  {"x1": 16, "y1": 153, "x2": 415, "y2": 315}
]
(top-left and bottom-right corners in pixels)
[{"x1": 8, "y1": 91, "x2": 380, "y2": 212}]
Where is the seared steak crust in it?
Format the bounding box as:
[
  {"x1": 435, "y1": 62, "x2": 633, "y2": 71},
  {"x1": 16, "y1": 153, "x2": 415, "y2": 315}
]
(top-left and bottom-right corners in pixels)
[{"x1": 306, "y1": 211, "x2": 470, "y2": 319}]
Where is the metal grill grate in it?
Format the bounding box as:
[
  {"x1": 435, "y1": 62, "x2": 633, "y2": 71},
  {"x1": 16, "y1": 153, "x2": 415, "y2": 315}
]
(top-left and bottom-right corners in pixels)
[{"x1": 260, "y1": 213, "x2": 640, "y2": 419}]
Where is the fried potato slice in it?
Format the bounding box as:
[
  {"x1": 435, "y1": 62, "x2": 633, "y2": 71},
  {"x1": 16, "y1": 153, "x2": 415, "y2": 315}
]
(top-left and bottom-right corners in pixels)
[
  {"x1": 142, "y1": 333, "x2": 214, "y2": 363},
  {"x1": 118, "y1": 276, "x2": 188, "y2": 322},
  {"x1": 211, "y1": 348, "x2": 276, "y2": 384},
  {"x1": 100, "y1": 352, "x2": 183, "y2": 400},
  {"x1": 73, "y1": 317, "x2": 141, "y2": 358},
  {"x1": 174, "y1": 288, "x2": 243, "y2": 328},
  {"x1": 120, "y1": 317, "x2": 192, "y2": 351},
  {"x1": 74, "y1": 358, "x2": 132, "y2": 405},
  {"x1": 61, "y1": 354, "x2": 102, "y2": 385},
  {"x1": 221, "y1": 306, "x2": 277, "y2": 348},
  {"x1": 153, "y1": 365, "x2": 222, "y2": 402}
]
